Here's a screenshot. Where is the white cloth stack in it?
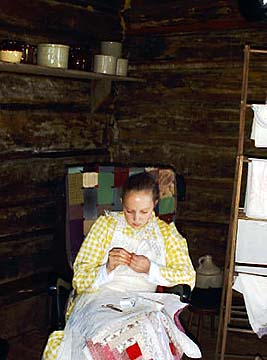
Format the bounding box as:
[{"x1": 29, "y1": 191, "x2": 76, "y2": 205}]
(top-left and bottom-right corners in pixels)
[
  {"x1": 233, "y1": 273, "x2": 267, "y2": 338},
  {"x1": 251, "y1": 104, "x2": 267, "y2": 147},
  {"x1": 236, "y1": 219, "x2": 267, "y2": 266},
  {"x1": 244, "y1": 158, "x2": 267, "y2": 219}
]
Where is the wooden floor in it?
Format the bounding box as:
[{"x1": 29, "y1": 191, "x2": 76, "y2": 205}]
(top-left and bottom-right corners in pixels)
[
  {"x1": 4, "y1": 308, "x2": 267, "y2": 359},
  {"x1": 6, "y1": 329, "x2": 48, "y2": 360},
  {"x1": 181, "y1": 308, "x2": 267, "y2": 360}
]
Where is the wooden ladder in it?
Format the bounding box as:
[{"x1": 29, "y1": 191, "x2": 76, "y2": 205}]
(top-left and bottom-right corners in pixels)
[{"x1": 216, "y1": 45, "x2": 267, "y2": 360}]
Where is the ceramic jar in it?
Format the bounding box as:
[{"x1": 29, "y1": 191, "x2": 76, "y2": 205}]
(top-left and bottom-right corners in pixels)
[
  {"x1": 0, "y1": 39, "x2": 23, "y2": 63},
  {"x1": 37, "y1": 44, "x2": 70, "y2": 69},
  {"x1": 116, "y1": 58, "x2": 128, "y2": 76},
  {"x1": 93, "y1": 54, "x2": 117, "y2": 75},
  {"x1": 196, "y1": 255, "x2": 223, "y2": 289},
  {"x1": 100, "y1": 41, "x2": 122, "y2": 58}
]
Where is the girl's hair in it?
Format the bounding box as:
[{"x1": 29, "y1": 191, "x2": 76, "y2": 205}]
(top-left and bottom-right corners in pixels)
[{"x1": 122, "y1": 172, "x2": 160, "y2": 203}]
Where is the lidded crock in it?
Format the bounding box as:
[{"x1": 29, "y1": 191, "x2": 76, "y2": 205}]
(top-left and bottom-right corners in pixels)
[
  {"x1": 37, "y1": 43, "x2": 70, "y2": 69},
  {"x1": 196, "y1": 255, "x2": 223, "y2": 289}
]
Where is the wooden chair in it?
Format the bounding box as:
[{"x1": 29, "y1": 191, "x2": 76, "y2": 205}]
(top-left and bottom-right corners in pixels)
[
  {"x1": 187, "y1": 287, "x2": 222, "y2": 341},
  {"x1": 49, "y1": 163, "x2": 191, "y2": 331}
]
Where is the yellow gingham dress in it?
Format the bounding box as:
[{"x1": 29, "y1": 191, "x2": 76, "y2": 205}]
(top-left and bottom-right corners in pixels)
[{"x1": 42, "y1": 212, "x2": 196, "y2": 360}]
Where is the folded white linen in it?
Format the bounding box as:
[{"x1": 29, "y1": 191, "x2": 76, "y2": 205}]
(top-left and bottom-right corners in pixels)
[
  {"x1": 251, "y1": 104, "x2": 267, "y2": 147},
  {"x1": 235, "y1": 265, "x2": 267, "y2": 276},
  {"x1": 236, "y1": 219, "x2": 267, "y2": 265},
  {"x1": 233, "y1": 273, "x2": 267, "y2": 338},
  {"x1": 244, "y1": 158, "x2": 267, "y2": 219}
]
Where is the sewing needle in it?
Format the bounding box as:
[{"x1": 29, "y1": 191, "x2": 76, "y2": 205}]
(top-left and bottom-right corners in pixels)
[{"x1": 102, "y1": 304, "x2": 123, "y2": 312}]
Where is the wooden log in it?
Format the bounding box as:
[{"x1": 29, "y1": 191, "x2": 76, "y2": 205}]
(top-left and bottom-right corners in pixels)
[
  {"x1": 0, "y1": 0, "x2": 122, "y2": 45},
  {"x1": 176, "y1": 183, "x2": 233, "y2": 224},
  {"x1": 111, "y1": 141, "x2": 236, "y2": 176},
  {"x1": 113, "y1": 113, "x2": 240, "y2": 149},
  {"x1": 0, "y1": 234, "x2": 54, "y2": 284},
  {"x1": 0, "y1": 155, "x2": 109, "y2": 210},
  {"x1": 0, "y1": 73, "x2": 92, "y2": 106},
  {"x1": 124, "y1": 0, "x2": 260, "y2": 34},
  {"x1": 115, "y1": 65, "x2": 248, "y2": 108},
  {"x1": 176, "y1": 219, "x2": 228, "y2": 267},
  {"x1": 0, "y1": 109, "x2": 107, "y2": 154},
  {"x1": 125, "y1": 30, "x2": 267, "y2": 64},
  {"x1": 0, "y1": 202, "x2": 56, "y2": 237}
]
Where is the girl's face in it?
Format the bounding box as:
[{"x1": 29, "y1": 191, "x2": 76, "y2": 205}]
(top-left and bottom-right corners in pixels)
[{"x1": 123, "y1": 190, "x2": 156, "y2": 229}]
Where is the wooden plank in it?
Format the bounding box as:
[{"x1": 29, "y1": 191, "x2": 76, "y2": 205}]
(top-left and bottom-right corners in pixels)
[{"x1": 0, "y1": 62, "x2": 145, "y2": 83}]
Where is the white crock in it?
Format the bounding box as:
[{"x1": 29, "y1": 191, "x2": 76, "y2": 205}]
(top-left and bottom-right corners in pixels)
[{"x1": 37, "y1": 43, "x2": 70, "y2": 69}]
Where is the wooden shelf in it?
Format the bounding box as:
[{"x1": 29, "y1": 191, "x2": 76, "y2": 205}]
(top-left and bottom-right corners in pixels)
[
  {"x1": 0, "y1": 61, "x2": 145, "y2": 83},
  {"x1": 238, "y1": 208, "x2": 267, "y2": 222},
  {"x1": 250, "y1": 48, "x2": 267, "y2": 54}
]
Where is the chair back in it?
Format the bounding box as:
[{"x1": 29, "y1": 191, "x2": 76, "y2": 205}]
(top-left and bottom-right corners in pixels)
[{"x1": 65, "y1": 163, "x2": 178, "y2": 269}]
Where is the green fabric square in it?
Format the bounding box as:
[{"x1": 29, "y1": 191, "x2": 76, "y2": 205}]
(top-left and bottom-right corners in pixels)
[
  {"x1": 97, "y1": 172, "x2": 114, "y2": 204},
  {"x1": 158, "y1": 197, "x2": 175, "y2": 215},
  {"x1": 68, "y1": 166, "x2": 83, "y2": 174}
]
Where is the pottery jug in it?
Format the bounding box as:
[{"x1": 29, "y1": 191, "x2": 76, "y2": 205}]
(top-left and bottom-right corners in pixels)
[{"x1": 196, "y1": 255, "x2": 223, "y2": 289}]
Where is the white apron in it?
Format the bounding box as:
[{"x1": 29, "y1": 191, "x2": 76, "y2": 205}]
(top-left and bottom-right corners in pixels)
[{"x1": 56, "y1": 213, "x2": 201, "y2": 360}]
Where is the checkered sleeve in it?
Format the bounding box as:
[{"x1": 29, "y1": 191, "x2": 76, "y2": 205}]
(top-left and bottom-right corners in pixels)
[
  {"x1": 72, "y1": 215, "x2": 114, "y2": 294},
  {"x1": 158, "y1": 220, "x2": 196, "y2": 288}
]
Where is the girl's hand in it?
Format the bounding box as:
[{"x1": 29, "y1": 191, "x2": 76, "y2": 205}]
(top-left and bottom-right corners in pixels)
[
  {"x1": 107, "y1": 247, "x2": 132, "y2": 273},
  {"x1": 129, "y1": 254, "x2": 150, "y2": 274}
]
